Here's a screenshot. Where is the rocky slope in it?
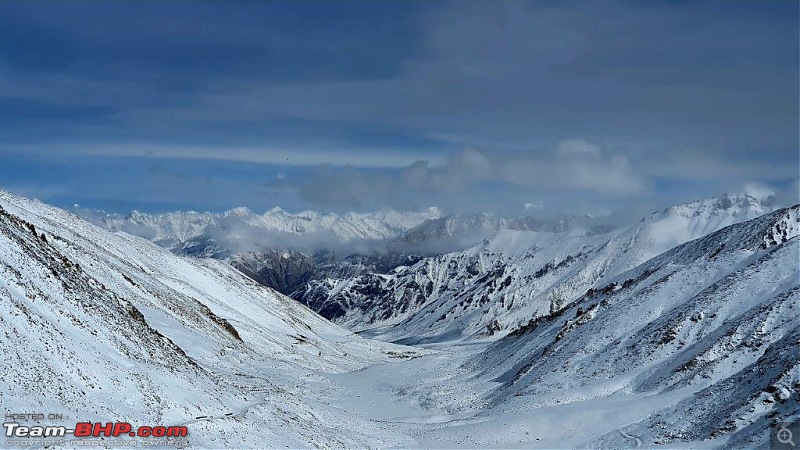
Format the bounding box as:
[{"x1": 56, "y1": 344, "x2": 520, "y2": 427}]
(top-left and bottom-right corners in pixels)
[
  {"x1": 0, "y1": 190, "x2": 419, "y2": 448},
  {"x1": 3, "y1": 189, "x2": 796, "y2": 448},
  {"x1": 78, "y1": 205, "x2": 605, "y2": 295},
  {"x1": 465, "y1": 205, "x2": 799, "y2": 448},
  {"x1": 228, "y1": 249, "x2": 424, "y2": 296},
  {"x1": 76, "y1": 205, "x2": 443, "y2": 295},
  {"x1": 296, "y1": 194, "x2": 780, "y2": 343}
]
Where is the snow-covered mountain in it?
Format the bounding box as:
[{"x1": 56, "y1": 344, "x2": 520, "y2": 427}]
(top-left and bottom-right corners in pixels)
[
  {"x1": 228, "y1": 249, "x2": 424, "y2": 296},
  {"x1": 75, "y1": 206, "x2": 443, "y2": 295},
  {"x1": 76, "y1": 205, "x2": 442, "y2": 249},
  {"x1": 392, "y1": 212, "x2": 603, "y2": 254},
  {"x1": 0, "y1": 190, "x2": 422, "y2": 448},
  {"x1": 296, "y1": 194, "x2": 782, "y2": 343},
  {"x1": 3, "y1": 189, "x2": 797, "y2": 448},
  {"x1": 78, "y1": 205, "x2": 602, "y2": 297},
  {"x1": 458, "y1": 205, "x2": 799, "y2": 448}
]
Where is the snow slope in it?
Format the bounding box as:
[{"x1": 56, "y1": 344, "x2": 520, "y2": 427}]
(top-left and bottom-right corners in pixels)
[
  {"x1": 456, "y1": 205, "x2": 800, "y2": 449},
  {"x1": 1, "y1": 190, "x2": 796, "y2": 449},
  {"x1": 0, "y1": 190, "x2": 423, "y2": 448},
  {"x1": 297, "y1": 194, "x2": 779, "y2": 343}
]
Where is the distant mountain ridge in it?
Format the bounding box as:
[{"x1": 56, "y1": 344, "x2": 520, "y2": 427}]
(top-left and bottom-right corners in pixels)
[
  {"x1": 75, "y1": 205, "x2": 604, "y2": 295},
  {"x1": 4, "y1": 189, "x2": 797, "y2": 448},
  {"x1": 75, "y1": 194, "x2": 782, "y2": 312},
  {"x1": 75, "y1": 205, "x2": 443, "y2": 248},
  {"x1": 295, "y1": 193, "x2": 783, "y2": 342},
  {"x1": 74, "y1": 205, "x2": 445, "y2": 295}
]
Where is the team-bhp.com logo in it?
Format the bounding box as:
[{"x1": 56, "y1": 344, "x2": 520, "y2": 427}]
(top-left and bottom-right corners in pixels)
[{"x1": 4, "y1": 422, "x2": 188, "y2": 438}]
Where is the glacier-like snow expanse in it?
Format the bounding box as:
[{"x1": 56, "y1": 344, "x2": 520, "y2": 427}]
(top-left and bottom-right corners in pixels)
[{"x1": 1, "y1": 189, "x2": 797, "y2": 449}]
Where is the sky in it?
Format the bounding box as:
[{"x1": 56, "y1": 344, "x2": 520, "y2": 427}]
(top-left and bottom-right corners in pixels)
[{"x1": 0, "y1": 0, "x2": 797, "y2": 217}]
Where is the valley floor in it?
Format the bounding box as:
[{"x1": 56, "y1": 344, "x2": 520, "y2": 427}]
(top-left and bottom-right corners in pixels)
[
  {"x1": 188, "y1": 339, "x2": 732, "y2": 449},
  {"x1": 180, "y1": 340, "x2": 489, "y2": 448}
]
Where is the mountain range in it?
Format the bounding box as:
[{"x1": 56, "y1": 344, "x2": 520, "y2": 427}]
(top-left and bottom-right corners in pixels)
[
  {"x1": 76, "y1": 204, "x2": 602, "y2": 296},
  {"x1": 3, "y1": 189, "x2": 795, "y2": 448},
  {"x1": 74, "y1": 205, "x2": 443, "y2": 249},
  {"x1": 296, "y1": 193, "x2": 783, "y2": 343}
]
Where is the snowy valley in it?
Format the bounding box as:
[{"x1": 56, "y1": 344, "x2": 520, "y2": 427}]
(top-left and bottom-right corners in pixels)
[
  {"x1": 1, "y1": 190, "x2": 798, "y2": 448},
  {"x1": 2, "y1": 2, "x2": 796, "y2": 448}
]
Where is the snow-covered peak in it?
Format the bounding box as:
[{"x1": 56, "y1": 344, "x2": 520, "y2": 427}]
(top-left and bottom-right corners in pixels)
[
  {"x1": 652, "y1": 192, "x2": 770, "y2": 220},
  {"x1": 398, "y1": 213, "x2": 504, "y2": 244},
  {"x1": 469, "y1": 206, "x2": 799, "y2": 449},
  {"x1": 394, "y1": 211, "x2": 599, "y2": 254},
  {"x1": 620, "y1": 193, "x2": 776, "y2": 266},
  {"x1": 295, "y1": 193, "x2": 788, "y2": 343},
  {"x1": 76, "y1": 205, "x2": 443, "y2": 249},
  {"x1": 223, "y1": 206, "x2": 254, "y2": 217}
]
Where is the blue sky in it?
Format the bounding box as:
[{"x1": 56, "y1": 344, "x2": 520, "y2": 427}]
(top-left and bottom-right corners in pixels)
[{"x1": 0, "y1": 0, "x2": 797, "y2": 216}]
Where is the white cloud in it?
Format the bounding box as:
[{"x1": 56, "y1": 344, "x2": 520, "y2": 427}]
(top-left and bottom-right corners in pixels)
[
  {"x1": 524, "y1": 201, "x2": 544, "y2": 210},
  {"x1": 557, "y1": 139, "x2": 601, "y2": 157},
  {"x1": 282, "y1": 139, "x2": 649, "y2": 210},
  {"x1": 500, "y1": 140, "x2": 648, "y2": 195},
  {"x1": 0, "y1": 143, "x2": 438, "y2": 169},
  {"x1": 743, "y1": 182, "x2": 775, "y2": 201}
]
